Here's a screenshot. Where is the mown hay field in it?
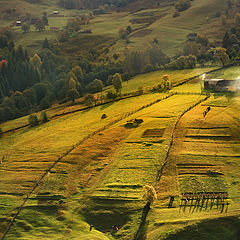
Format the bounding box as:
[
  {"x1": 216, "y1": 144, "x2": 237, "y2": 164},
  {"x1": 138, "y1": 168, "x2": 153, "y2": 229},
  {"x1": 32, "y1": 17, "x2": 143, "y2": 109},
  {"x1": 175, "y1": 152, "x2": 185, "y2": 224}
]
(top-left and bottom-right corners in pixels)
[
  {"x1": 1, "y1": 93, "x2": 207, "y2": 239},
  {"x1": 145, "y1": 95, "x2": 240, "y2": 240}
]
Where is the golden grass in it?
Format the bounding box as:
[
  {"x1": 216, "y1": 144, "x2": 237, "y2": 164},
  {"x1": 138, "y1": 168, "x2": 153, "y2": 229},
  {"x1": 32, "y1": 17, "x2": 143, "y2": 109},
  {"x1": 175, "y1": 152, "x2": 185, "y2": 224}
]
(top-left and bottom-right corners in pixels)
[{"x1": 145, "y1": 95, "x2": 240, "y2": 239}]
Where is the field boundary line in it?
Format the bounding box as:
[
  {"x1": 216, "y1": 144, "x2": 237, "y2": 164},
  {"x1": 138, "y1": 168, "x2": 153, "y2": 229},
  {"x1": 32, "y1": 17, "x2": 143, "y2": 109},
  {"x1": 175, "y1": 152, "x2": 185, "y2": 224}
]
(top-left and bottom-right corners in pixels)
[{"x1": 0, "y1": 93, "x2": 175, "y2": 240}]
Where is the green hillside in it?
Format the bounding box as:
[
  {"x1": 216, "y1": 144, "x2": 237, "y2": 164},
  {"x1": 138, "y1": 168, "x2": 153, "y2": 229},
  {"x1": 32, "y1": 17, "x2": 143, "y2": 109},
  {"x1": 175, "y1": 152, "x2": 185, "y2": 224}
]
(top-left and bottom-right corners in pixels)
[
  {"x1": 1, "y1": 0, "x2": 240, "y2": 239},
  {"x1": 0, "y1": 66, "x2": 240, "y2": 239},
  {"x1": 0, "y1": 0, "x2": 234, "y2": 56}
]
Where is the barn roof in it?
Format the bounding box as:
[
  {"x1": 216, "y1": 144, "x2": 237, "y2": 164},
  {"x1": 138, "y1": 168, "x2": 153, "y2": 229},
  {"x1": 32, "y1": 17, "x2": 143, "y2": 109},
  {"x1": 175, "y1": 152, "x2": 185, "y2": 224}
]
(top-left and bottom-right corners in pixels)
[{"x1": 205, "y1": 78, "x2": 224, "y2": 82}]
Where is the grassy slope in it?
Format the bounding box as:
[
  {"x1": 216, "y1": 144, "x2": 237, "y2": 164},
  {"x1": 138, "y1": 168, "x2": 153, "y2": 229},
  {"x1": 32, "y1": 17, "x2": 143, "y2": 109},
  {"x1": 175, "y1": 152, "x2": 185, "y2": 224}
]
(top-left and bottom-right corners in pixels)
[
  {"x1": 105, "y1": 67, "x2": 214, "y2": 94},
  {"x1": 0, "y1": 67, "x2": 213, "y2": 133},
  {"x1": 0, "y1": 0, "x2": 230, "y2": 56},
  {"x1": 123, "y1": 0, "x2": 228, "y2": 56},
  {"x1": 145, "y1": 94, "x2": 240, "y2": 239},
  {"x1": 3, "y1": 93, "x2": 205, "y2": 240},
  {"x1": 0, "y1": 92, "x2": 167, "y2": 236},
  {"x1": 1, "y1": 67, "x2": 240, "y2": 239},
  {"x1": 207, "y1": 66, "x2": 240, "y2": 80}
]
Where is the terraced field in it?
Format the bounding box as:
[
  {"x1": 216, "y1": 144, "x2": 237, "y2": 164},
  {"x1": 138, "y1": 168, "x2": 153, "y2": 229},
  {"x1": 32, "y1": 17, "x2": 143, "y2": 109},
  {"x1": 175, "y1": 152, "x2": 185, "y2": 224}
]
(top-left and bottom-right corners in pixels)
[{"x1": 145, "y1": 95, "x2": 240, "y2": 239}]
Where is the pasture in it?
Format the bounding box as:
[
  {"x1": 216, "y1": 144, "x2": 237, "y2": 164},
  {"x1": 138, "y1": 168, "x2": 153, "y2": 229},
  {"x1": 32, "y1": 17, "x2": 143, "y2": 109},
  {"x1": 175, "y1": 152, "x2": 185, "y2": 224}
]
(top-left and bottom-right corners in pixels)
[
  {"x1": 0, "y1": 0, "x2": 232, "y2": 57},
  {"x1": 1, "y1": 92, "x2": 208, "y2": 239},
  {"x1": 207, "y1": 66, "x2": 240, "y2": 80},
  {"x1": 105, "y1": 67, "x2": 215, "y2": 94},
  {"x1": 144, "y1": 94, "x2": 240, "y2": 239}
]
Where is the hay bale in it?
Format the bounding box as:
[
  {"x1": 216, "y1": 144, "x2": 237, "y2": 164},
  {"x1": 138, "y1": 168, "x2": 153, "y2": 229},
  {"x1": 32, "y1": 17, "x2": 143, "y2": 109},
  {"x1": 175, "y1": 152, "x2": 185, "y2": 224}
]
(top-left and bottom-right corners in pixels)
[{"x1": 101, "y1": 114, "x2": 107, "y2": 119}]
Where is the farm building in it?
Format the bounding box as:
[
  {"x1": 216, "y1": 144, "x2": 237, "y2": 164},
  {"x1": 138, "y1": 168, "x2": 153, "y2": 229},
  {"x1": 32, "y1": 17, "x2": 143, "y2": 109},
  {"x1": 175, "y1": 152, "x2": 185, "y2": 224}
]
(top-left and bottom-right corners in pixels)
[
  {"x1": 16, "y1": 20, "x2": 22, "y2": 26},
  {"x1": 204, "y1": 79, "x2": 239, "y2": 92},
  {"x1": 53, "y1": 11, "x2": 59, "y2": 14},
  {"x1": 187, "y1": 33, "x2": 197, "y2": 42}
]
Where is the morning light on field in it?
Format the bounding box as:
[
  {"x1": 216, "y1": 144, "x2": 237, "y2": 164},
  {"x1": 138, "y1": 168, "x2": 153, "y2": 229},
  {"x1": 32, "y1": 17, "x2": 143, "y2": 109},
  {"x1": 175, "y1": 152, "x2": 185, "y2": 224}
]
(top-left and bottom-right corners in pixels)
[{"x1": 0, "y1": 0, "x2": 240, "y2": 239}]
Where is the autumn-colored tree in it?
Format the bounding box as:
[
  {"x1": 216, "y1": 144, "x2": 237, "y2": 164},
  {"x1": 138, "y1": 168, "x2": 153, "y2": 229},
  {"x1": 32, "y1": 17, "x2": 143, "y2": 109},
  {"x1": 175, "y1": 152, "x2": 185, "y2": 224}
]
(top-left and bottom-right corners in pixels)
[
  {"x1": 112, "y1": 73, "x2": 122, "y2": 94},
  {"x1": 71, "y1": 65, "x2": 83, "y2": 82},
  {"x1": 235, "y1": 13, "x2": 240, "y2": 26},
  {"x1": 0, "y1": 60, "x2": 7, "y2": 71},
  {"x1": 30, "y1": 53, "x2": 42, "y2": 71},
  {"x1": 161, "y1": 74, "x2": 172, "y2": 90},
  {"x1": 69, "y1": 77, "x2": 77, "y2": 89},
  {"x1": 22, "y1": 23, "x2": 30, "y2": 33},
  {"x1": 214, "y1": 47, "x2": 230, "y2": 66},
  {"x1": 142, "y1": 185, "x2": 157, "y2": 204},
  {"x1": 35, "y1": 20, "x2": 45, "y2": 32},
  {"x1": 67, "y1": 89, "x2": 79, "y2": 103}
]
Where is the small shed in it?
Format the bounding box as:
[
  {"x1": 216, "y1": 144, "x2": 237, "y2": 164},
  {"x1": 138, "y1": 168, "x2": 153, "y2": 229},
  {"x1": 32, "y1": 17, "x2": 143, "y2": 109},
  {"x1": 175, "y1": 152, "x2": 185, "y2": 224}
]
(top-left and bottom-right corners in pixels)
[
  {"x1": 16, "y1": 20, "x2": 22, "y2": 26},
  {"x1": 53, "y1": 11, "x2": 59, "y2": 15}
]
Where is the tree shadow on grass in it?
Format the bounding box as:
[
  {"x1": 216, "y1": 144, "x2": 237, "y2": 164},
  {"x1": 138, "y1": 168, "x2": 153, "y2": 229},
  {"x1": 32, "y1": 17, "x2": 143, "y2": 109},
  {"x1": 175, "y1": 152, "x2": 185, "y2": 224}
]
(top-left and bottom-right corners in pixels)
[
  {"x1": 100, "y1": 101, "x2": 114, "y2": 111},
  {"x1": 164, "y1": 216, "x2": 240, "y2": 240}
]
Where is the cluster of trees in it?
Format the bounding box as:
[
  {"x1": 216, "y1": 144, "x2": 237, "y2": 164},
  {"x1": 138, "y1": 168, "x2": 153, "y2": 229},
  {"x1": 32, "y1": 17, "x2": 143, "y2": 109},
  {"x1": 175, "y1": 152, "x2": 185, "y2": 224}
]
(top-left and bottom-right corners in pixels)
[
  {"x1": 21, "y1": 12, "x2": 49, "y2": 33},
  {"x1": 173, "y1": 0, "x2": 192, "y2": 17},
  {"x1": 124, "y1": 44, "x2": 170, "y2": 76},
  {"x1": 0, "y1": 36, "x2": 69, "y2": 121},
  {"x1": 222, "y1": 27, "x2": 240, "y2": 65},
  {"x1": 167, "y1": 55, "x2": 197, "y2": 69},
  {"x1": 2, "y1": 2, "x2": 240, "y2": 122},
  {"x1": 119, "y1": 26, "x2": 132, "y2": 39}
]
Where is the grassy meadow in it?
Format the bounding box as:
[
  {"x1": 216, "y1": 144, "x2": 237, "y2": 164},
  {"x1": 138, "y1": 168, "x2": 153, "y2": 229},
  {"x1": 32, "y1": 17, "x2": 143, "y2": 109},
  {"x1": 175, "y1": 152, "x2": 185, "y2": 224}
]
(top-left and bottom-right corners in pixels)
[
  {"x1": 1, "y1": 91, "x2": 208, "y2": 239},
  {"x1": 207, "y1": 66, "x2": 240, "y2": 80},
  {"x1": 144, "y1": 94, "x2": 240, "y2": 239},
  {"x1": 105, "y1": 67, "x2": 214, "y2": 94},
  {"x1": 0, "y1": 0, "x2": 233, "y2": 56},
  {"x1": 0, "y1": 0, "x2": 240, "y2": 237},
  {"x1": 0, "y1": 67, "x2": 213, "y2": 133},
  {"x1": 2, "y1": 66, "x2": 238, "y2": 239}
]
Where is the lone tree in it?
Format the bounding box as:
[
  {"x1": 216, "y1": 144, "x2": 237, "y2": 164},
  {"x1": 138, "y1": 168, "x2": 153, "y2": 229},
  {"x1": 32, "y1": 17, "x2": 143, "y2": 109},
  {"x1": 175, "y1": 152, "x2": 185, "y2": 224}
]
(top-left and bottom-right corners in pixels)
[
  {"x1": 22, "y1": 23, "x2": 30, "y2": 33},
  {"x1": 161, "y1": 74, "x2": 172, "y2": 91},
  {"x1": 142, "y1": 185, "x2": 157, "y2": 205},
  {"x1": 67, "y1": 77, "x2": 79, "y2": 103},
  {"x1": 35, "y1": 19, "x2": 45, "y2": 32},
  {"x1": 214, "y1": 47, "x2": 230, "y2": 67},
  {"x1": 112, "y1": 73, "x2": 122, "y2": 94},
  {"x1": 42, "y1": 12, "x2": 48, "y2": 26},
  {"x1": 28, "y1": 115, "x2": 39, "y2": 127},
  {"x1": 41, "y1": 111, "x2": 48, "y2": 123},
  {"x1": 67, "y1": 89, "x2": 79, "y2": 103}
]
